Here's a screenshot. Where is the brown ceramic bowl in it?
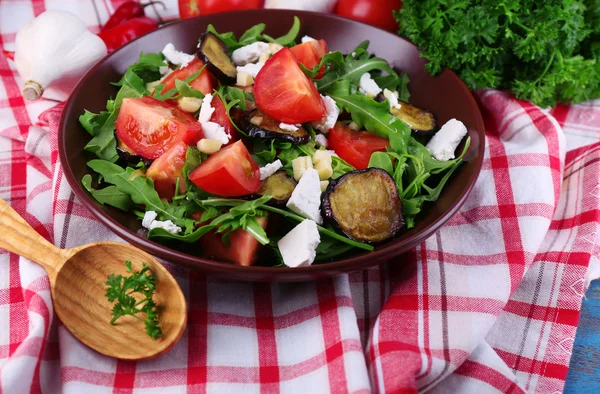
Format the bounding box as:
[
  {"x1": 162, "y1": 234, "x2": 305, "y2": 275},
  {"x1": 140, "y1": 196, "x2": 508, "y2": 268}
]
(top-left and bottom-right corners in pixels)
[{"x1": 59, "y1": 10, "x2": 485, "y2": 281}]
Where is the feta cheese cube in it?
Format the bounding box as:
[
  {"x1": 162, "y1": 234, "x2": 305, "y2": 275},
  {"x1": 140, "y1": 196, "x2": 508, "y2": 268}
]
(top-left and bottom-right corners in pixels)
[
  {"x1": 159, "y1": 66, "x2": 172, "y2": 76},
  {"x1": 162, "y1": 43, "x2": 195, "y2": 67},
  {"x1": 301, "y1": 35, "x2": 316, "y2": 43},
  {"x1": 292, "y1": 156, "x2": 313, "y2": 181},
  {"x1": 198, "y1": 94, "x2": 216, "y2": 123},
  {"x1": 426, "y1": 118, "x2": 468, "y2": 161},
  {"x1": 232, "y1": 42, "x2": 270, "y2": 66},
  {"x1": 141, "y1": 211, "x2": 182, "y2": 235},
  {"x1": 197, "y1": 138, "x2": 222, "y2": 154},
  {"x1": 312, "y1": 150, "x2": 332, "y2": 165},
  {"x1": 315, "y1": 134, "x2": 328, "y2": 147},
  {"x1": 383, "y1": 88, "x2": 401, "y2": 109},
  {"x1": 286, "y1": 167, "x2": 323, "y2": 224},
  {"x1": 312, "y1": 95, "x2": 339, "y2": 132},
  {"x1": 315, "y1": 160, "x2": 333, "y2": 180},
  {"x1": 237, "y1": 71, "x2": 254, "y2": 87},
  {"x1": 277, "y1": 219, "x2": 321, "y2": 268},
  {"x1": 142, "y1": 211, "x2": 158, "y2": 228},
  {"x1": 279, "y1": 123, "x2": 299, "y2": 132},
  {"x1": 202, "y1": 122, "x2": 230, "y2": 145},
  {"x1": 358, "y1": 73, "x2": 382, "y2": 98},
  {"x1": 259, "y1": 159, "x2": 283, "y2": 180},
  {"x1": 236, "y1": 62, "x2": 265, "y2": 79}
]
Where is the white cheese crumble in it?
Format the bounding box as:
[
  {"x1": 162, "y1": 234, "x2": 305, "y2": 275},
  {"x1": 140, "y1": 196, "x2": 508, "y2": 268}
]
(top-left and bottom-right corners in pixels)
[
  {"x1": 232, "y1": 42, "x2": 270, "y2": 66},
  {"x1": 358, "y1": 73, "x2": 382, "y2": 97},
  {"x1": 383, "y1": 88, "x2": 401, "y2": 109},
  {"x1": 162, "y1": 43, "x2": 195, "y2": 67},
  {"x1": 301, "y1": 35, "x2": 316, "y2": 43},
  {"x1": 259, "y1": 159, "x2": 284, "y2": 180},
  {"x1": 426, "y1": 118, "x2": 468, "y2": 161},
  {"x1": 198, "y1": 94, "x2": 216, "y2": 123},
  {"x1": 142, "y1": 211, "x2": 182, "y2": 235},
  {"x1": 198, "y1": 93, "x2": 230, "y2": 145},
  {"x1": 312, "y1": 95, "x2": 339, "y2": 132},
  {"x1": 159, "y1": 66, "x2": 172, "y2": 77},
  {"x1": 315, "y1": 134, "x2": 328, "y2": 147},
  {"x1": 236, "y1": 62, "x2": 265, "y2": 79},
  {"x1": 286, "y1": 167, "x2": 323, "y2": 224},
  {"x1": 277, "y1": 219, "x2": 321, "y2": 268},
  {"x1": 279, "y1": 123, "x2": 300, "y2": 132},
  {"x1": 327, "y1": 150, "x2": 338, "y2": 157}
]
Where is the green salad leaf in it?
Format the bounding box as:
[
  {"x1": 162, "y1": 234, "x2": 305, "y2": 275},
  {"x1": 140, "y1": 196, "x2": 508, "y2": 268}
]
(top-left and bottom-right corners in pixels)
[{"x1": 82, "y1": 174, "x2": 132, "y2": 211}]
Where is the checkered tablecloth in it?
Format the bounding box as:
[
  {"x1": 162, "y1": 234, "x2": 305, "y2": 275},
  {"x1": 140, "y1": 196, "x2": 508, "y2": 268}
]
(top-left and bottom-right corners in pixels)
[{"x1": 1, "y1": 1, "x2": 600, "y2": 393}]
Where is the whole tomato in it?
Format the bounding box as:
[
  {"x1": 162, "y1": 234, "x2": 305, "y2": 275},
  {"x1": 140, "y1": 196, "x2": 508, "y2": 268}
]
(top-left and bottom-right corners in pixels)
[
  {"x1": 335, "y1": 0, "x2": 402, "y2": 32},
  {"x1": 179, "y1": 0, "x2": 263, "y2": 19}
]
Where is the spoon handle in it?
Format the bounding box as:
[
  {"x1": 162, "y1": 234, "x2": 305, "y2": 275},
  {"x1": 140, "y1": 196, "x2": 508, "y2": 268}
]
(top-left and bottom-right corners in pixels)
[{"x1": 0, "y1": 198, "x2": 64, "y2": 274}]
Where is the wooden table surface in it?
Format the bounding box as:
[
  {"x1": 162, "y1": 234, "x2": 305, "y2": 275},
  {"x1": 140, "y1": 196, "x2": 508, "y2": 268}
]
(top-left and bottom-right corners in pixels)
[{"x1": 564, "y1": 279, "x2": 600, "y2": 392}]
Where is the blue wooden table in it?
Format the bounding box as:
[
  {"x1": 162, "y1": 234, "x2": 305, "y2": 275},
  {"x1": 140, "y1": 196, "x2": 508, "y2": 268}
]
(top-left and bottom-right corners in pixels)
[{"x1": 564, "y1": 279, "x2": 600, "y2": 392}]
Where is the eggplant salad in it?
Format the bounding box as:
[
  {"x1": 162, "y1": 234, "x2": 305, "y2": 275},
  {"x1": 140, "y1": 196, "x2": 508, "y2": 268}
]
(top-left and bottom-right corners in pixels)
[{"x1": 79, "y1": 17, "x2": 470, "y2": 268}]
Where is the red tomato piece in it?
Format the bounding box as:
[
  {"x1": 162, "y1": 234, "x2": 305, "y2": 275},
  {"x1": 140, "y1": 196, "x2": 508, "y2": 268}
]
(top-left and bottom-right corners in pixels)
[
  {"x1": 191, "y1": 212, "x2": 268, "y2": 266},
  {"x1": 210, "y1": 94, "x2": 238, "y2": 145},
  {"x1": 116, "y1": 96, "x2": 203, "y2": 160},
  {"x1": 290, "y1": 39, "x2": 328, "y2": 79},
  {"x1": 254, "y1": 48, "x2": 326, "y2": 124},
  {"x1": 146, "y1": 141, "x2": 188, "y2": 200},
  {"x1": 178, "y1": 0, "x2": 262, "y2": 19},
  {"x1": 189, "y1": 140, "x2": 260, "y2": 197},
  {"x1": 161, "y1": 57, "x2": 215, "y2": 95},
  {"x1": 328, "y1": 122, "x2": 390, "y2": 170},
  {"x1": 335, "y1": 0, "x2": 403, "y2": 32}
]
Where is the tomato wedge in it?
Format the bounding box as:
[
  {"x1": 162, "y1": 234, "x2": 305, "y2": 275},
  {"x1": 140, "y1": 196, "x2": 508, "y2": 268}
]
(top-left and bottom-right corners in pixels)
[
  {"x1": 254, "y1": 48, "x2": 325, "y2": 124},
  {"x1": 328, "y1": 122, "x2": 390, "y2": 170},
  {"x1": 116, "y1": 96, "x2": 203, "y2": 160},
  {"x1": 210, "y1": 94, "x2": 238, "y2": 145},
  {"x1": 191, "y1": 212, "x2": 268, "y2": 266},
  {"x1": 189, "y1": 140, "x2": 260, "y2": 196},
  {"x1": 161, "y1": 57, "x2": 215, "y2": 95},
  {"x1": 290, "y1": 39, "x2": 328, "y2": 79},
  {"x1": 146, "y1": 141, "x2": 188, "y2": 199}
]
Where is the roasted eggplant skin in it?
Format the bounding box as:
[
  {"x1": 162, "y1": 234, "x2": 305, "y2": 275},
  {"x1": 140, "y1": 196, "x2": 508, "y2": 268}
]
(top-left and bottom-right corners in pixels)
[
  {"x1": 391, "y1": 101, "x2": 436, "y2": 135},
  {"x1": 322, "y1": 168, "x2": 403, "y2": 243},
  {"x1": 116, "y1": 134, "x2": 153, "y2": 167},
  {"x1": 197, "y1": 32, "x2": 238, "y2": 84},
  {"x1": 241, "y1": 108, "x2": 310, "y2": 145},
  {"x1": 255, "y1": 170, "x2": 297, "y2": 204}
]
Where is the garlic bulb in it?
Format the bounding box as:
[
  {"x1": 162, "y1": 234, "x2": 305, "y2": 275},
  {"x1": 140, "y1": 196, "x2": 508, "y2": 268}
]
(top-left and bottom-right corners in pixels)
[
  {"x1": 15, "y1": 11, "x2": 107, "y2": 101},
  {"x1": 264, "y1": 0, "x2": 337, "y2": 13}
]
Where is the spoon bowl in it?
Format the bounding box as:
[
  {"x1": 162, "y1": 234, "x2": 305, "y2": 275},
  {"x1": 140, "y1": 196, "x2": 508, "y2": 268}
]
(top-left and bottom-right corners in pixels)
[{"x1": 0, "y1": 198, "x2": 187, "y2": 360}]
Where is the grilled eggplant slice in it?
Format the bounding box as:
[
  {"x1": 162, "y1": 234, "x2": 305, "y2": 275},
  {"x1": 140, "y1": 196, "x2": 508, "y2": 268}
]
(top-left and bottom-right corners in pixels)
[
  {"x1": 116, "y1": 135, "x2": 152, "y2": 167},
  {"x1": 391, "y1": 102, "x2": 436, "y2": 134},
  {"x1": 322, "y1": 168, "x2": 403, "y2": 243},
  {"x1": 256, "y1": 170, "x2": 297, "y2": 204},
  {"x1": 243, "y1": 109, "x2": 310, "y2": 145},
  {"x1": 197, "y1": 32, "x2": 237, "y2": 84}
]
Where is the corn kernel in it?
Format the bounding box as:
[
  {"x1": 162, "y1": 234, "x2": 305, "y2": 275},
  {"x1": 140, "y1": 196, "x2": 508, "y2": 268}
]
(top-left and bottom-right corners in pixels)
[
  {"x1": 179, "y1": 97, "x2": 202, "y2": 113},
  {"x1": 320, "y1": 181, "x2": 329, "y2": 192},
  {"x1": 269, "y1": 43, "x2": 284, "y2": 54},
  {"x1": 259, "y1": 51, "x2": 270, "y2": 63},
  {"x1": 236, "y1": 71, "x2": 254, "y2": 87},
  {"x1": 250, "y1": 116, "x2": 263, "y2": 126},
  {"x1": 312, "y1": 150, "x2": 332, "y2": 166},
  {"x1": 292, "y1": 156, "x2": 313, "y2": 181},
  {"x1": 197, "y1": 138, "x2": 222, "y2": 154},
  {"x1": 315, "y1": 160, "x2": 333, "y2": 180}
]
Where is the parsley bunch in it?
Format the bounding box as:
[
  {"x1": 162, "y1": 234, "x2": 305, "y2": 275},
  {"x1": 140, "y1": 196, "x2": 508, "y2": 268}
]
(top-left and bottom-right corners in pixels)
[
  {"x1": 105, "y1": 261, "x2": 162, "y2": 339},
  {"x1": 397, "y1": 0, "x2": 600, "y2": 107}
]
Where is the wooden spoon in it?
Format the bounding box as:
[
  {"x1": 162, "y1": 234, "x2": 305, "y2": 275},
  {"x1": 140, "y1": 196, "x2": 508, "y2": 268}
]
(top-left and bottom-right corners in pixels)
[{"x1": 0, "y1": 198, "x2": 187, "y2": 360}]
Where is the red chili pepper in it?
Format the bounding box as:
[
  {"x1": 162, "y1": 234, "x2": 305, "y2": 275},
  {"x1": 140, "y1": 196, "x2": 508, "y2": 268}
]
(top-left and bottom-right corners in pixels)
[
  {"x1": 98, "y1": 16, "x2": 158, "y2": 52},
  {"x1": 101, "y1": 1, "x2": 164, "y2": 32},
  {"x1": 2, "y1": 49, "x2": 15, "y2": 61}
]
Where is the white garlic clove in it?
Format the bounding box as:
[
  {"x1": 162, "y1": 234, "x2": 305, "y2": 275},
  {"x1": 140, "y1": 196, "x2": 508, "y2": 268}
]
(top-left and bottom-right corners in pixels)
[{"x1": 15, "y1": 10, "x2": 107, "y2": 101}]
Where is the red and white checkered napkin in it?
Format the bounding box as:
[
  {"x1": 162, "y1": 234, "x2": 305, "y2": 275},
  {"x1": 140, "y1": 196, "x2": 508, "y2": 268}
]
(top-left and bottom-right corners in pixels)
[{"x1": 3, "y1": 3, "x2": 600, "y2": 394}]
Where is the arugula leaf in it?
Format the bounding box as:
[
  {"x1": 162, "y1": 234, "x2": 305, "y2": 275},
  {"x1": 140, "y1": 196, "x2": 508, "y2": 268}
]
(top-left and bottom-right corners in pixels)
[
  {"x1": 80, "y1": 110, "x2": 110, "y2": 137},
  {"x1": 113, "y1": 52, "x2": 166, "y2": 87},
  {"x1": 331, "y1": 156, "x2": 355, "y2": 179},
  {"x1": 271, "y1": 16, "x2": 301, "y2": 46},
  {"x1": 223, "y1": 86, "x2": 248, "y2": 111},
  {"x1": 82, "y1": 174, "x2": 132, "y2": 211},
  {"x1": 239, "y1": 23, "x2": 266, "y2": 43},
  {"x1": 368, "y1": 152, "x2": 394, "y2": 174},
  {"x1": 152, "y1": 69, "x2": 202, "y2": 101},
  {"x1": 175, "y1": 79, "x2": 205, "y2": 99},
  {"x1": 375, "y1": 73, "x2": 410, "y2": 102}
]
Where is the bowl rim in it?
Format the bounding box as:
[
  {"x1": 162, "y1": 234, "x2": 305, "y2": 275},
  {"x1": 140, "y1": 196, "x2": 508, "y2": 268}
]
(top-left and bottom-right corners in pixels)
[{"x1": 58, "y1": 9, "x2": 485, "y2": 277}]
